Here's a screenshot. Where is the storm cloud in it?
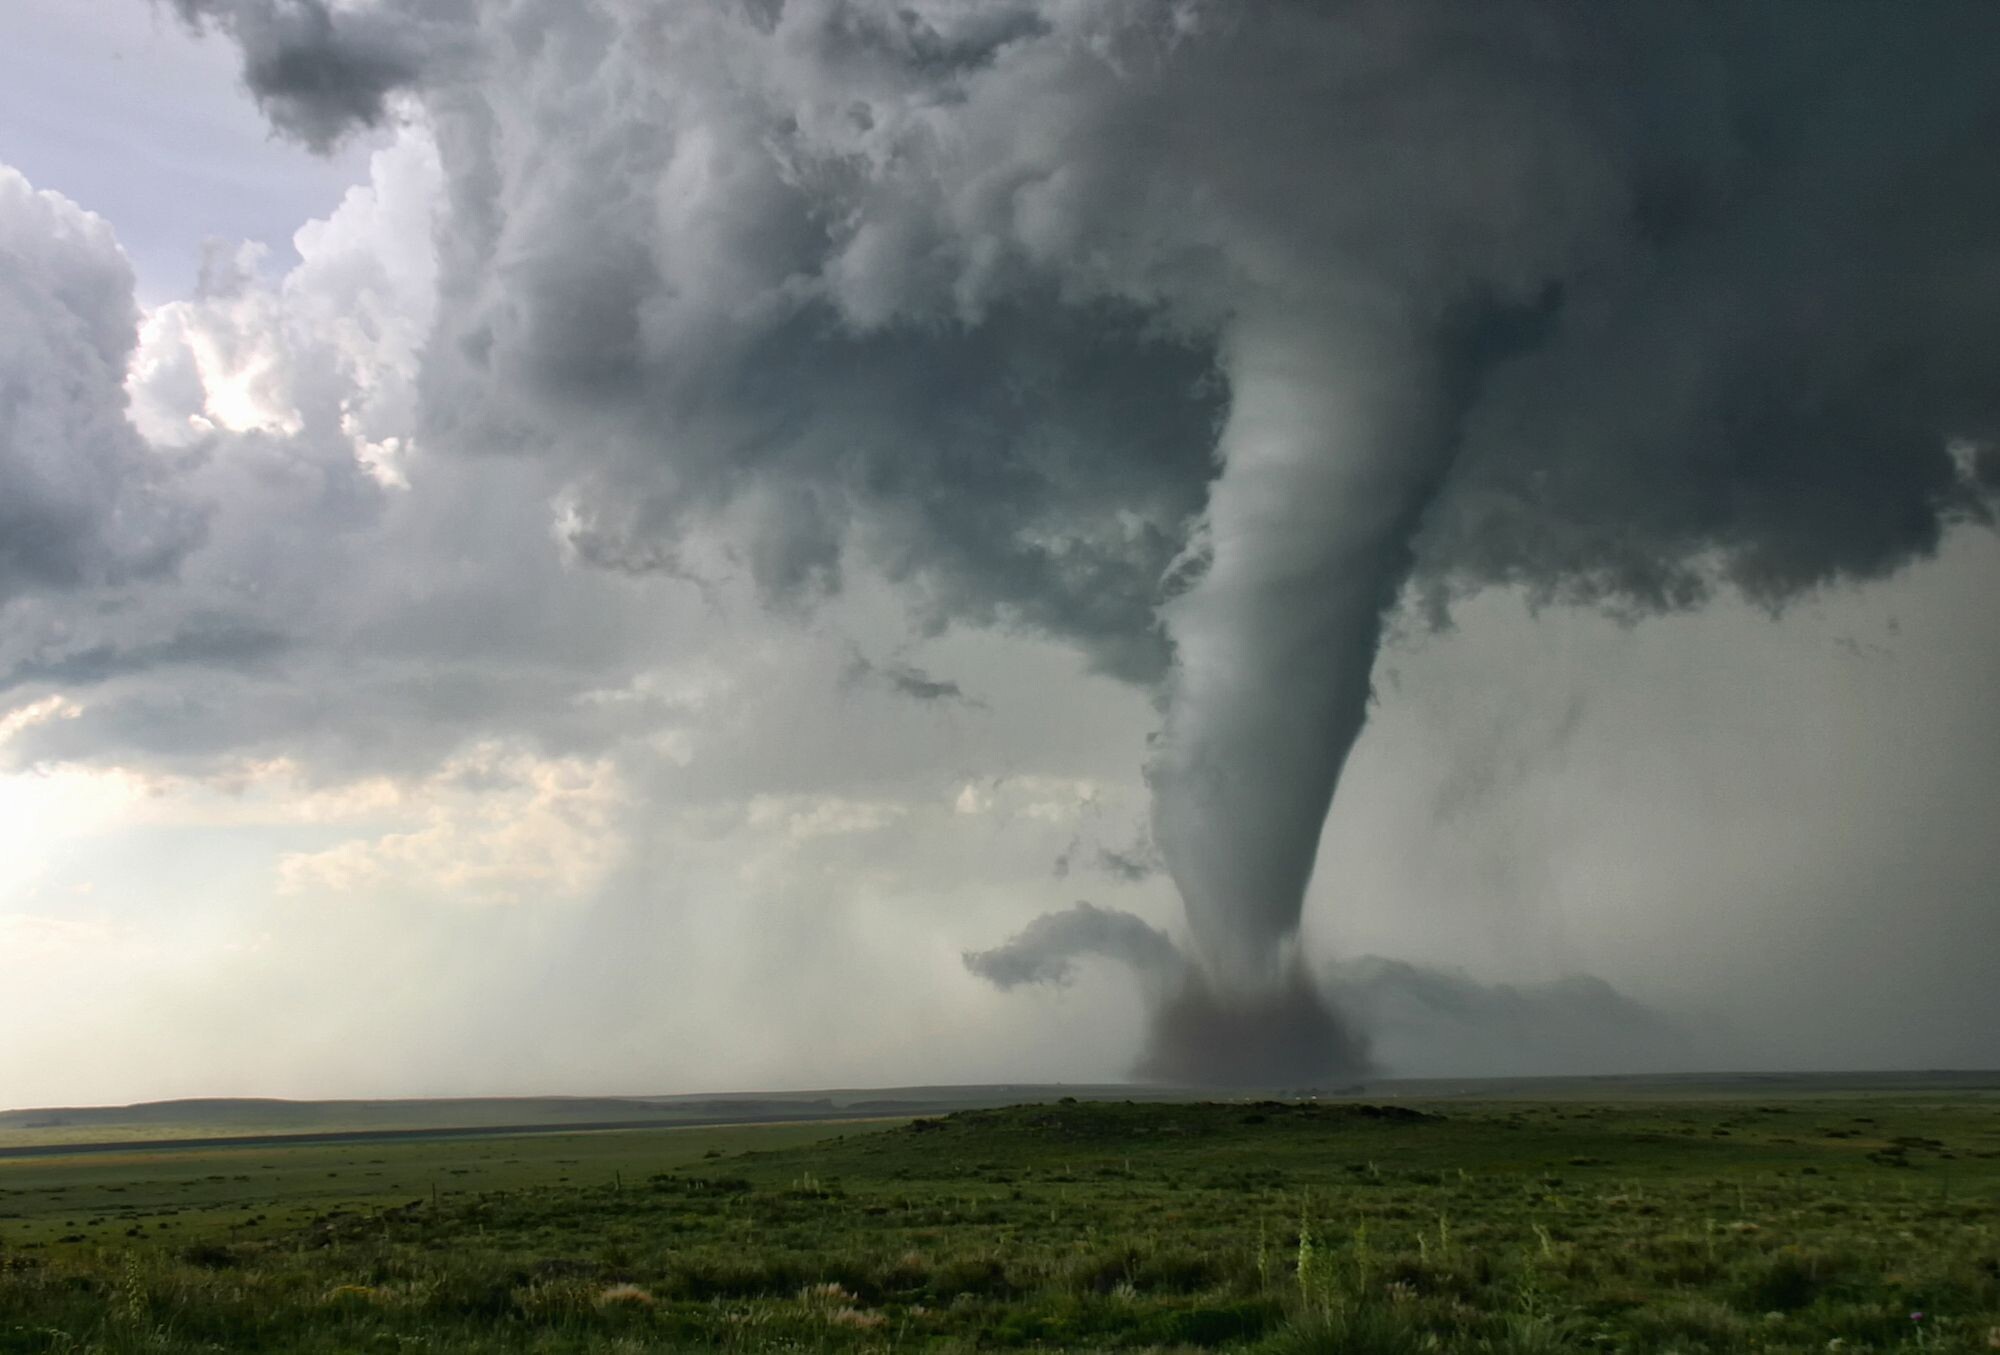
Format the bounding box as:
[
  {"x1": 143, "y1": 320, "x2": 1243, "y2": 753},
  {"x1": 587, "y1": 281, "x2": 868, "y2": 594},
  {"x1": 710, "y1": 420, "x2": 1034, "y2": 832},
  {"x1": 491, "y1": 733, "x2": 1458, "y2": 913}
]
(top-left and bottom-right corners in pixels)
[
  {"x1": 24, "y1": 0, "x2": 2000, "y2": 1088},
  {"x1": 168, "y1": 1, "x2": 2000, "y2": 608},
  {"x1": 167, "y1": 0, "x2": 464, "y2": 152}
]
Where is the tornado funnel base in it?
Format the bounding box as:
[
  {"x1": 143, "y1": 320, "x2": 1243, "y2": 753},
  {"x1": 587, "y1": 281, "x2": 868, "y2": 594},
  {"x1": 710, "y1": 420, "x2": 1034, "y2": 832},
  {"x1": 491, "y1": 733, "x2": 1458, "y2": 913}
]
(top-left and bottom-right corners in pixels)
[{"x1": 1136, "y1": 963, "x2": 1370, "y2": 1088}]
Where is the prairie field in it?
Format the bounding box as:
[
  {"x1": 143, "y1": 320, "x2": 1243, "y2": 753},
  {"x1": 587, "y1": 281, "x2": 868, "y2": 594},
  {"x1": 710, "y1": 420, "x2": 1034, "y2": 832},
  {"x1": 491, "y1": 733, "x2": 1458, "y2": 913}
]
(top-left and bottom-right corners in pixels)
[{"x1": 1, "y1": 1093, "x2": 1996, "y2": 1352}]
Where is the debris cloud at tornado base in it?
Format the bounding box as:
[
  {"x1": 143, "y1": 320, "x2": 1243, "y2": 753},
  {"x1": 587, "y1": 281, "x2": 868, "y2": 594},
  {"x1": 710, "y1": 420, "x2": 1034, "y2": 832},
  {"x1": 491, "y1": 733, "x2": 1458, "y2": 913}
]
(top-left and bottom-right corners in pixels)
[
  {"x1": 177, "y1": 0, "x2": 2000, "y2": 1082},
  {"x1": 964, "y1": 902, "x2": 1369, "y2": 1086}
]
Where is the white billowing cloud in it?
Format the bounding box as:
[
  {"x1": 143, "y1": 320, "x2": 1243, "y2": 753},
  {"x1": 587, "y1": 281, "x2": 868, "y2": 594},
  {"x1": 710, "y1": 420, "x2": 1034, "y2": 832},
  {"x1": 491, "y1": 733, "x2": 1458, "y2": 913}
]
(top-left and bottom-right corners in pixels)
[
  {"x1": 0, "y1": 166, "x2": 201, "y2": 604},
  {"x1": 129, "y1": 241, "x2": 304, "y2": 442},
  {"x1": 1, "y1": 133, "x2": 442, "y2": 750},
  {"x1": 1, "y1": 127, "x2": 705, "y2": 783},
  {"x1": 128, "y1": 121, "x2": 441, "y2": 484}
]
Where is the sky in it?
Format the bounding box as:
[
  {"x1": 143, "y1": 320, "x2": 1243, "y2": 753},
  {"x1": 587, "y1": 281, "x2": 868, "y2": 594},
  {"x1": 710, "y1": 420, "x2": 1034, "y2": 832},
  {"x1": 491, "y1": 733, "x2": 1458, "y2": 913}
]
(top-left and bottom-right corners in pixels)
[{"x1": 1, "y1": 0, "x2": 1996, "y2": 1108}]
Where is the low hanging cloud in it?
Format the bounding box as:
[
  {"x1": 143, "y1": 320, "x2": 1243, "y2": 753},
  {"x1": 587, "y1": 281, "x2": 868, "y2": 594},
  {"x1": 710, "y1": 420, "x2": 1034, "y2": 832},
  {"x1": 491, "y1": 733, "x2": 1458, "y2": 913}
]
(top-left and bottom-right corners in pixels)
[
  {"x1": 1329, "y1": 958, "x2": 1705, "y2": 1081},
  {"x1": 839, "y1": 647, "x2": 982, "y2": 708},
  {"x1": 964, "y1": 901, "x2": 1186, "y2": 998}
]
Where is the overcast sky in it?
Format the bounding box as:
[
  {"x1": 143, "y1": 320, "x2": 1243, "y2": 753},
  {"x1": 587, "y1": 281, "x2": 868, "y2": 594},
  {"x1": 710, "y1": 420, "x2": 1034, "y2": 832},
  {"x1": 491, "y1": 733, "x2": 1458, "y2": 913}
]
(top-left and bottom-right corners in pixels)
[{"x1": 1, "y1": 1, "x2": 1995, "y2": 1108}]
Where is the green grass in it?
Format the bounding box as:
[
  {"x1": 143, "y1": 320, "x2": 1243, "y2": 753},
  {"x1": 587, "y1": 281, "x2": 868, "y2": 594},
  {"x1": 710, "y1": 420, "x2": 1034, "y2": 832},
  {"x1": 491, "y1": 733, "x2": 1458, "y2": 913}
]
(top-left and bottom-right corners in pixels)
[
  {"x1": 2, "y1": 1096, "x2": 1997, "y2": 1351},
  {"x1": 0, "y1": 1122, "x2": 863, "y2": 1246}
]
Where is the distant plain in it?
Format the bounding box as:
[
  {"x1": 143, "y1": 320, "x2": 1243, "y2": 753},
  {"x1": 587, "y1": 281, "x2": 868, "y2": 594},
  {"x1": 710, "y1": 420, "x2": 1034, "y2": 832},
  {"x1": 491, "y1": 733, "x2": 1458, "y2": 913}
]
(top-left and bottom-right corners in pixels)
[{"x1": 1, "y1": 1072, "x2": 1995, "y2": 1352}]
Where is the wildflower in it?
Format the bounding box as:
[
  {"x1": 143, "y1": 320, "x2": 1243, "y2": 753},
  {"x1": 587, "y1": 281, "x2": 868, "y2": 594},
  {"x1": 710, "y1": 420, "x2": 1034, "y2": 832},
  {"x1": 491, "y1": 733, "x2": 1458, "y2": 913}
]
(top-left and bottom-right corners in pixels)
[
  {"x1": 1912, "y1": 1311, "x2": 1925, "y2": 1323},
  {"x1": 1296, "y1": 1208, "x2": 1321, "y2": 1293}
]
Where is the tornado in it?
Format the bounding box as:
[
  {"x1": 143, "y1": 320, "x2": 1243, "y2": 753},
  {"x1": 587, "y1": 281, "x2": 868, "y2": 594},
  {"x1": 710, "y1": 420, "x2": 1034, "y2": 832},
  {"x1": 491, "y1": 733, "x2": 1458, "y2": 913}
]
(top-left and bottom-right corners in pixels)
[
  {"x1": 1152, "y1": 301, "x2": 1442, "y2": 996},
  {"x1": 970, "y1": 300, "x2": 1451, "y2": 1084}
]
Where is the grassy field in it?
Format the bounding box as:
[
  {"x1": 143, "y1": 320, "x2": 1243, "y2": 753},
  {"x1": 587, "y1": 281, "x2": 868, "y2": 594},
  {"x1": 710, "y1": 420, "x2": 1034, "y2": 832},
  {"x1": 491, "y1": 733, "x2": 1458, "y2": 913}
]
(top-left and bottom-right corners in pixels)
[
  {"x1": 1, "y1": 1095, "x2": 1996, "y2": 1352},
  {"x1": 0, "y1": 1122, "x2": 872, "y2": 1245},
  {"x1": 0, "y1": 1089, "x2": 1047, "y2": 1151}
]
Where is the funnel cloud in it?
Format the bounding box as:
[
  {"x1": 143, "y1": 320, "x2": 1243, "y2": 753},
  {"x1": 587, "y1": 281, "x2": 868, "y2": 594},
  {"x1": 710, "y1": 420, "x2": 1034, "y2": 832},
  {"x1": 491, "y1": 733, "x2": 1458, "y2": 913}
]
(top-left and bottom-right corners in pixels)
[{"x1": 152, "y1": 0, "x2": 2000, "y2": 1083}]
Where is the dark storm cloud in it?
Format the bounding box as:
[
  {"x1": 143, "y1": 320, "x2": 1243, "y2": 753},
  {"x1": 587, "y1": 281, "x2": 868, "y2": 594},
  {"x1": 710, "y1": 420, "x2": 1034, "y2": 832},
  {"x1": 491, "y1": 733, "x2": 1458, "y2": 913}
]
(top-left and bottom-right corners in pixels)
[
  {"x1": 1975, "y1": 444, "x2": 2000, "y2": 493},
  {"x1": 535, "y1": 302, "x2": 1220, "y2": 683},
  {"x1": 166, "y1": 0, "x2": 461, "y2": 152},
  {"x1": 182, "y1": 0, "x2": 2000, "y2": 633},
  {"x1": 1414, "y1": 6, "x2": 2000, "y2": 617},
  {"x1": 156, "y1": 0, "x2": 2000, "y2": 1068}
]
